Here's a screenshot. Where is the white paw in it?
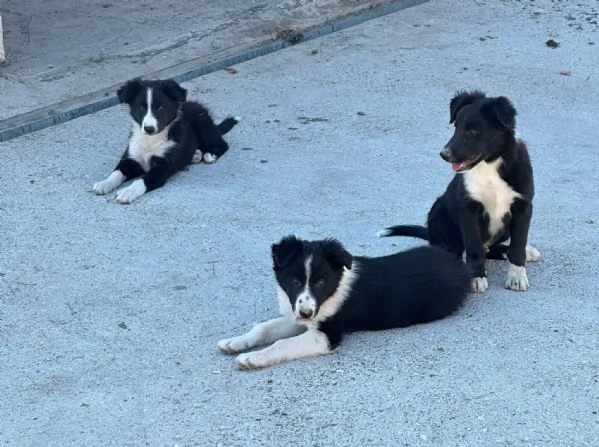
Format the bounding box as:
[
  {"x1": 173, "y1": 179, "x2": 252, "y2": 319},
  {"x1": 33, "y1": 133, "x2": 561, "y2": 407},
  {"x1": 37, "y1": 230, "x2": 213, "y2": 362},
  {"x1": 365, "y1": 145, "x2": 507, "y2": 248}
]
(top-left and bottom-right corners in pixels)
[
  {"x1": 115, "y1": 179, "x2": 146, "y2": 204},
  {"x1": 471, "y1": 277, "x2": 489, "y2": 293},
  {"x1": 191, "y1": 150, "x2": 203, "y2": 164},
  {"x1": 92, "y1": 170, "x2": 125, "y2": 195},
  {"x1": 526, "y1": 245, "x2": 541, "y2": 262},
  {"x1": 92, "y1": 179, "x2": 116, "y2": 195},
  {"x1": 505, "y1": 264, "x2": 529, "y2": 291},
  {"x1": 203, "y1": 153, "x2": 218, "y2": 164},
  {"x1": 236, "y1": 351, "x2": 269, "y2": 370},
  {"x1": 217, "y1": 336, "x2": 250, "y2": 354}
]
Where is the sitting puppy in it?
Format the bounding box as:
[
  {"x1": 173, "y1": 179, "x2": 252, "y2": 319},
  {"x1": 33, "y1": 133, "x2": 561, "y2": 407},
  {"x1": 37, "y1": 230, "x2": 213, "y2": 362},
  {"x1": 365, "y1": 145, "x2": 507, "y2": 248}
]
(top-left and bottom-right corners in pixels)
[
  {"x1": 92, "y1": 78, "x2": 239, "y2": 204},
  {"x1": 379, "y1": 91, "x2": 540, "y2": 292},
  {"x1": 218, "y1": 236, "x2": 470, "y2": 369}
]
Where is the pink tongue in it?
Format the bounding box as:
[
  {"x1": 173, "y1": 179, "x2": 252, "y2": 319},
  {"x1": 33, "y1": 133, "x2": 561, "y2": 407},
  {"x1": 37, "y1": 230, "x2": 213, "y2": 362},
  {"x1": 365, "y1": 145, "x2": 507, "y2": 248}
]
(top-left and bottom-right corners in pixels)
[{"x1": 452, "y1": 162, "x2": 466, "y2": 172}]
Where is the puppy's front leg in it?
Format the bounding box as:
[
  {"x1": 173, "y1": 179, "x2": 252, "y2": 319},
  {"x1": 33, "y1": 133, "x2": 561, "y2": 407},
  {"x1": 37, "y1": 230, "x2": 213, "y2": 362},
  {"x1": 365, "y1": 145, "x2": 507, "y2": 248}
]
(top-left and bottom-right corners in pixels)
[
  {"x1": 92, "y1": 170, "x2": 126, "y2": 195},
  {"x1": 116, "y1": 156, "x2": 168, "y2": 204},
  {"x1": 92, "y1": 155, "x2": 144, "y2": 195},
  {"x1": 505, "y1": 200, "x2": 533, "y2": 291},
  {"x1": 460, "y1": 209, "x2": 488, "y2": 292},
  {"x1": 236, "y1": 328, "x2": 332, "y2": 369},
  {"x1": 218, "y1": 317, "x2": 305, "y2": 354}
]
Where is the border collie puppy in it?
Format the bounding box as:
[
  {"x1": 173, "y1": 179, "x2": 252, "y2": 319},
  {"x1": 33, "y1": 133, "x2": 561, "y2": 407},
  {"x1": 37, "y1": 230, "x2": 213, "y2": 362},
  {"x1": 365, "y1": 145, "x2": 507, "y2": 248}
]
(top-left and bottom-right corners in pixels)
[
  {"x1": 218, "y1": 236, "x2": 470, "y2": 369},
  {"x1": 379, "y1": 91, "x2": 540, "y2": 293},
  {"x1": 92, "y1": 78, "x2": 239, "y2": 204}
]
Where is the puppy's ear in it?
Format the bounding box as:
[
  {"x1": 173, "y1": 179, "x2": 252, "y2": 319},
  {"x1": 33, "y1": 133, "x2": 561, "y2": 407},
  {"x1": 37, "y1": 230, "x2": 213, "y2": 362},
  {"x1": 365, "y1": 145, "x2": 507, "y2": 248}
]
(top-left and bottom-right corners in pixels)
[
  {"x1": 322, "y1": 239, "x2": 353, "y2": 270},
  {"x1": 481, "y1": 96, "x2": 517, "y2": 130},
  {"x1": 161, "y1": 79, "x2": 187, "y2": 103},
  {"x1": 117, "y1": 78, "x2": 143, "y2": 104},
  {"x1": 272, "y1": 235, "x2": 303, "y2": 270},
  {"x1": 449, "y1": 90, "x2": 486, "y2": 123}
]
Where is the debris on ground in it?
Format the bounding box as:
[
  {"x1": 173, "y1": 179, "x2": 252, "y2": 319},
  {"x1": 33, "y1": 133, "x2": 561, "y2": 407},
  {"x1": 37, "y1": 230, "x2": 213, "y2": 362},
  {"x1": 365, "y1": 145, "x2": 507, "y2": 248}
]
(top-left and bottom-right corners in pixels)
[{"x1": 546, "y1": 39, "x2": 560, "y2": 48}]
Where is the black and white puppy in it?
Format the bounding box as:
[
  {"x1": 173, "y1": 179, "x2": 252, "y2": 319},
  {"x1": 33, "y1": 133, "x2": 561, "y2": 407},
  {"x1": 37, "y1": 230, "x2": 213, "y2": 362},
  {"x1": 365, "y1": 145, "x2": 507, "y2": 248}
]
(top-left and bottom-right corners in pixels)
[
  {"x1": 92, "y1": 78, "x2": 239, "y2": 204},
  {"x1": 379, "y1": 91, "x2": 540, "y2": 292},
  {"x1": 218, "y1": 236, "x2": 470, "y2": 369}
]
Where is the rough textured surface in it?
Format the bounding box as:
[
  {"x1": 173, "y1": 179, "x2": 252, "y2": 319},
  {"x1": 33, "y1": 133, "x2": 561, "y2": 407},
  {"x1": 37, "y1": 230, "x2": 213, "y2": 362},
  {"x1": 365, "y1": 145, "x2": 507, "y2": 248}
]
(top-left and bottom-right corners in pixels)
[
  {"x1": 0, "y1": 0, "x2": 422, "y2": 124},
  {"x1": 1, "y1": 0, "x2": 598, "y2": 445}
]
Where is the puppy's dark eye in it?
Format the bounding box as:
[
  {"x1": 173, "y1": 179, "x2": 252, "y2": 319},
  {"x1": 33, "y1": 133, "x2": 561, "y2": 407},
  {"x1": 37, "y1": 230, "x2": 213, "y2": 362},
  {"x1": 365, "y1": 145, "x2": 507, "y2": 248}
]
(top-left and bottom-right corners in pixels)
[
  {"x1": 466, "y1": 128, "x2": 479, "y2": 137},
  {"x1": 158, "y1": 105, "x2": 165, "y2": 111},
  {"x1": 314, "y1": 279, "x2": 326, "y2": 288},
  {"x1": 291, "y1": 278, "x2": 302, "y2": 287}
]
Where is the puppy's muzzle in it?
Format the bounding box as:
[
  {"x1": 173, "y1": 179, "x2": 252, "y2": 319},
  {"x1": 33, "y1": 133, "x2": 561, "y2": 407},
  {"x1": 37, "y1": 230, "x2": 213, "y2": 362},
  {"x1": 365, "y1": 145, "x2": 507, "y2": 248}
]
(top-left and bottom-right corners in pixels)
[
  {"x1": 143, "y1": 125, "x2": 157, "y2": 135},
  {"x1": 298, "y1": 309, "x2": 314, "y2": 319},
  {"x1": 440, "y1": 147, "x2": 453, "y2": 162}
]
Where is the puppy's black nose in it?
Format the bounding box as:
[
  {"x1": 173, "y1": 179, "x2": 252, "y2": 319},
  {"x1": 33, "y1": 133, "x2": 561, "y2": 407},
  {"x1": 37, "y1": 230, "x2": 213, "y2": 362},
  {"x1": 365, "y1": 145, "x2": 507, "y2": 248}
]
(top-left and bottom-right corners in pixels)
[
  {"x1": 439, "y1": 148, "x2": 451, "y2": 162},
  {"x1": 299, "y1": 309, "x2": 313, "y2": 319},
  {"x1": 143, "y1": 125, "x2": 156, "y2": 134}
]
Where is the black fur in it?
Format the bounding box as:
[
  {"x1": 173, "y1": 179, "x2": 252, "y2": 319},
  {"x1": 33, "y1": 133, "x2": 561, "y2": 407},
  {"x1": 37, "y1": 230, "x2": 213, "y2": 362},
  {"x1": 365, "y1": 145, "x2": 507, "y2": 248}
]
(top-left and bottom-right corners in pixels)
[
  {"x1": 380, "y1": 91, "x2": 535, "y2": 288},
  {"x1": 273, "y1": 236, "x2": 470, "y2": 350}
]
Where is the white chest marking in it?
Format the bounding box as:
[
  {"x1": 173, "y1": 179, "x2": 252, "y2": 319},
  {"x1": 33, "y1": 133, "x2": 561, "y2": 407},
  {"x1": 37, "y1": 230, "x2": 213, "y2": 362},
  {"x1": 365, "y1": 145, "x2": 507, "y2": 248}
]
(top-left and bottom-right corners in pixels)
[
  {"x1": 463, "y1": 158, "x2": 521, "y2": 240},
  {"x1": 128, "y1": 124, "x2": 175, "y2": 172}
]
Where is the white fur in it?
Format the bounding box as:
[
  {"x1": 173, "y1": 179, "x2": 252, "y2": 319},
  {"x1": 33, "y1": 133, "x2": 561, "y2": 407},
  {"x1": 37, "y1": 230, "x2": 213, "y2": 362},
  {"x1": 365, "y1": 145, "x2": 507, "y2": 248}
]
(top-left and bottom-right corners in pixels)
[
  {"x1": 526, "y1": 245, "x2": 541, "y2": 262},
  {"x1": 217, "y1": 317, "x2": 304, "y2": 354},
  {"x1": 276, "y1": 286, "x2": 294, "y2": 317},
  {"x1": 128, "y1": 123, "x2": 176, "y2": 172},
  {"x1": 115, "y1": 178, "x2": 147, "y2": 204},
  {"x1": 296, "y1": 295, "x2": 317, "y2": 319},
  {"x1": 141, "y1": 87, "x2": 158, "y2": 133},
  {"x1": 501, "y1": 245, "x2": 541, "y2": 262},
  {"x1": 471, "y1": 276, "x2": 489, "y2": 293},
  {"x1": 295, "y1": 256, "x2": 316, "y2": 318},
  {"x1": 376, "y1": 229, "x2": 392, "y2": 238},
  {"x1": 235, "y1": 328, "x2": 331, "y2": 369},
  {"x1": 463, "y1": 158, "x2": 521, "y2": 241},
  {"x1": 92, "y1": 170, "x2": 125, "y2": 195},
  {"x1": 202, "y1": 153, "x2": 218, "y2": 164},
  {"x1": 191, "y1": 150, "x2": 203, "y2": 164},
  {"x1": 505, "y1": 263, "x2": 529, "y2": 291}
]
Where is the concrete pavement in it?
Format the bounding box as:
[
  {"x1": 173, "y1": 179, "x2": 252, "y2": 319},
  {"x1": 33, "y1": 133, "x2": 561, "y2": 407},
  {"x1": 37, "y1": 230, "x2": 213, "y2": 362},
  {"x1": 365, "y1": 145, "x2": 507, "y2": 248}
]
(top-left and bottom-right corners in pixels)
[
  {"x1": 0, "y1": 0, "x2": 425, "y2": 140},
  {"x1": 1, "y1": 0, "x2": 598, "y2": 446}
]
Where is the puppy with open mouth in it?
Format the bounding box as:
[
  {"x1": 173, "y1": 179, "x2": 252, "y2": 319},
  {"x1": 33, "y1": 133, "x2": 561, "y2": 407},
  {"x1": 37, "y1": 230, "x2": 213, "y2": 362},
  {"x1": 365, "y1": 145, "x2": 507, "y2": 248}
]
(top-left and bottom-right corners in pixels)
[
  {"x1": 379, "y1": 91, "x2": 540, "y2": 292},
  {"x1": 218, "y1": 235, "x2": 470, "y2": 369}
]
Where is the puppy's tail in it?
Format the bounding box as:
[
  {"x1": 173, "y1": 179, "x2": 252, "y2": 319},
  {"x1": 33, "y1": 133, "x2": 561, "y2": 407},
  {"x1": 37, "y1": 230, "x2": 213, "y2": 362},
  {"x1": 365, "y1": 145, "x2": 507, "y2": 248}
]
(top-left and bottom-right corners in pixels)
[
  {"x1": 218, "y1": 116, "x2": 241, "y2": 135},
  {"x1": 376, "y1": 225, "x2": 429, "y2": 241}
]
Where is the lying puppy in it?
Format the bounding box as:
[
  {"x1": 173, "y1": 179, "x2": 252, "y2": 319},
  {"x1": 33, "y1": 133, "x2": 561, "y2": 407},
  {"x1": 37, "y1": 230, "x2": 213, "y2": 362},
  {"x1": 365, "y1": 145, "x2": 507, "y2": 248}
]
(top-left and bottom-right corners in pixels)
[
  {"x1": 92, "y1": 78, "x2": 239, "y2": 204},
  {"x1": 379, "y1": 91, "x2": 540, "y2": 292},
  {"x1": 218, "y1": 236, "x2": 470, "y2": 369}
]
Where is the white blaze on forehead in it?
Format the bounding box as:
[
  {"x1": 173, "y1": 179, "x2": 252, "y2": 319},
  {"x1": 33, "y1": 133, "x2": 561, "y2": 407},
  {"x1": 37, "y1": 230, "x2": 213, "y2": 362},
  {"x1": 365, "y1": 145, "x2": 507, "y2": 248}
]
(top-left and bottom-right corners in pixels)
[
  {"x1": 304, "y1": 255, "x2": 312, "y2": 284},
  {"x1": 295, "y1": 255, "x2": 317, "y2": 317},
  {"x1": 141, "y1": 87, "x2": 157, "y2": 132}
]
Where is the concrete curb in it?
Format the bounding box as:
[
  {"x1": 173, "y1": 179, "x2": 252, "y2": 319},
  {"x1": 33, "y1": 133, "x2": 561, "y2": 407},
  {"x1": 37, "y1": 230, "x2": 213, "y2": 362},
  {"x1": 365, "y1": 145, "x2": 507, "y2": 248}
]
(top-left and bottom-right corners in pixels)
[
  {"x1": 0, "y1": 0, "x2": 426, "y2": 143},
  {"x1": 0, "y1": 15, "x2": 5, "y2": 63}
]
